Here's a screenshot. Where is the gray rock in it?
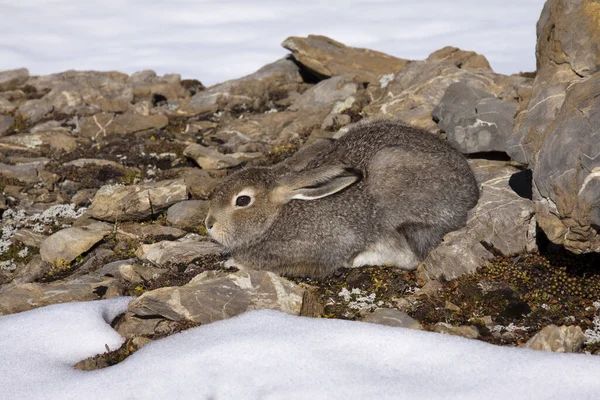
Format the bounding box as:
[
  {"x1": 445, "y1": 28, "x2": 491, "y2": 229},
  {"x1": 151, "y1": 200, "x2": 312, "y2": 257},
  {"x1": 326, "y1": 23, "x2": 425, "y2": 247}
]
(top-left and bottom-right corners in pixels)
[
  {"x1": 0, "y1": 114, "x2": 14, "y2": 136},
  {"x1": 117, "y1": 269, "x2": 304, "y2": 337},
  {"x1": 12, "y1": 255, "x2": 52, "y2": 284},
  {"x1": 363, "y1": 48, "x2": 532, "y2": 131},
  {"x1": 181, "y1": 168, "x2": 221, "y2": 200},
  {"x1": 0, "y1": 97, "x2": 16, "y2": 113},
  {"x1": 506, "y1": 83, "x2": 568, "y2": 166},
  {"x1": 117, "y1": 223, "x2": 187, "y2": 242},
  {"x1": 134, "y1": 240, "x2": 220, "y2": 266},
  {"x1": 166, "y1": 200, "x2": 210, "y2": 229},
  {"x1": 87, "y1": 179, "x2": 188, "y2": 222},
  {"x1": 290, "y1": 76, "x2": 357, "y2": 112},
  {"x1": 362, "y1": 308, "x2": 423, "y2": 330},
  {"x1": 433, "y1": 82, "x2": 516, "y2": 153},
  {"x1": 97, "y1": 259, "x2": 166, "y2": 284},
  {"x1": 0, "y1": 162, "x2": 42, "y2": 184},
  {"x1": 78, "y1": 112, "x2": 168, "y2": 140},
  {"x1": 17, "y1": 99, "x2": 53, "y2": 124},
  {"x1": 0, "y1": 274, "x2": 122, "y2": 315},
  {"x1": 0, "y1": 131, "x2": 78, "y2": 153},
  {"x1": 181, "y1": 57, "x2": 302, "y2": 115},
  {"x1": 433, "y1": 322, "x2": 480, "y2": 339},
  {"x1": 39, "y1": 222, "x2": 112, "y2": 265},
  {"x1": 13, "y1": 229, "x2": 46, "y2": 248},
  {"x1": 533, "y1": 72, "x2": 600, "y2": 253},
  {"x1": 0, "y1": 68, "x2": 29, "y2": 91},
  {"x1": 522, "y1": 325, "x2": 585, "y2": 353},
  {"x1": 418, "y1": 160, "x2": 536, "y2": 282},
  {"x1": 183, "y1": 144, "x2": 261, "y2": 170},
  {"x1": 282, "y1": 35, "x2": 409, "y2": 84}
]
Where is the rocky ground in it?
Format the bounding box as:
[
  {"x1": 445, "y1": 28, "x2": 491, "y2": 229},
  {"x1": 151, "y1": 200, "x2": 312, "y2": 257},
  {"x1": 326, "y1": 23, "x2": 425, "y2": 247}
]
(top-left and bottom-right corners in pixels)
[{"x1": 2, "y1": 0, "x2": 600, "y2": 369}]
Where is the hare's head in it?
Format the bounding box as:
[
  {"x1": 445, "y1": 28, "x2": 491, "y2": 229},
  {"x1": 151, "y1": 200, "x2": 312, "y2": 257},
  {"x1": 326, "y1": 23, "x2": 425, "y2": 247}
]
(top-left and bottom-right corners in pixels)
[{"x1": 205, "y1": 165, "x2": 362, "y2": 251}]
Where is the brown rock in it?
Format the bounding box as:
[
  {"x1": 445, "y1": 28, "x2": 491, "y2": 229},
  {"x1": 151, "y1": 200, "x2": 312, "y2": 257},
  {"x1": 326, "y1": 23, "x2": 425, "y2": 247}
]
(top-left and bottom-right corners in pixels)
[
  {"x1": 282, "y1": 35, "x2": 409, "y2": 83},
  {"x1": 0, "y1": 115, "x2": 14, "y2": 136},
  {"x1": 79, "y1": 112, "x2": 168, "y2": 139},
  {"x1": 166, "y1": 200, "x2": 209, "y2": 230},
  {"x1": 39, "y1": 222, "x2": 112, "y2": 265},
  {"x1": 522, "y1": 325, "x2": 585, "y2": 353},
  {"x1": 362, "y1": 309, "x2": 423, "y2": 330},
  {"x1": 433, "y1": 322, "x2": 480, "y2": 339},
  {"x1": 0, "y1": 68, "x2": 29, "y2": 91}
]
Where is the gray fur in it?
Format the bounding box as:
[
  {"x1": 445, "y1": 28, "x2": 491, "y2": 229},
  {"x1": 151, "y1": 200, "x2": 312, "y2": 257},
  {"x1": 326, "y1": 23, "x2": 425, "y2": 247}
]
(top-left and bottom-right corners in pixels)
[{"x1": 205, "y1": 119, "x2": 479, "y2": 278}]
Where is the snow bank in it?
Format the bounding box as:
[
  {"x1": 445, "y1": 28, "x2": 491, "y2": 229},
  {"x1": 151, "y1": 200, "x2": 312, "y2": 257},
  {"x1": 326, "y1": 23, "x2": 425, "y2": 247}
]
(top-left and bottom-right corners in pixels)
[{"x1": 1, "y1": 298, "x2": 599, "y2": 399}]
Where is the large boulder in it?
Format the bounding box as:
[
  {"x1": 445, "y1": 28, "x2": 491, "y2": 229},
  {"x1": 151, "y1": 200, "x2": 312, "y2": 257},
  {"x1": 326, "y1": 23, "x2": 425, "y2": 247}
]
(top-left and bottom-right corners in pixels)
[
  {"x1": 433, "y1": 82, "x2": 516, "y2": 153},
  {"x1": 507, "y1": 0, "x2": 600, "y2": 166},
  {"x1": 533, "y1": 72, "x2": 600, "y2": 253},
  {"x1": 0, "y1": 68, "x2": 29, "y2": 91},
  {"x1": 282, "y1": 35, "x2": 409, "y2": 83}
]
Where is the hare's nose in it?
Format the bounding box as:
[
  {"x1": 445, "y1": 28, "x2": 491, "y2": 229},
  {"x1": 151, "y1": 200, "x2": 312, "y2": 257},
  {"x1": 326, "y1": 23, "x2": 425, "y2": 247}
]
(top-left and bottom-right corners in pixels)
[{"x1": 205, "y1": 214, "x2": 215, "y2": 230}]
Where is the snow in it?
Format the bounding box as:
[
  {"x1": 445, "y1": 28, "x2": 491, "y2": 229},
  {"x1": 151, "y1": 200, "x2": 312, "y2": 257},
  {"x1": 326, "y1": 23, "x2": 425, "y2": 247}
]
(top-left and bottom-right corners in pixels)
[
  {"x1": 1, "y1": 298, "x2": 600, "y2": 399},
  {"x1": 0, "y1": 0, "x2": 546, "y2": 85}
]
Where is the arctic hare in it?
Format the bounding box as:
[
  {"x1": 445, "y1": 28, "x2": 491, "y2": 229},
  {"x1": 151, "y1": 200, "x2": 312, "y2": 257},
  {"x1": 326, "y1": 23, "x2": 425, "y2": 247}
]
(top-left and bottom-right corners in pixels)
[{"x1": 205, "y1": 119, "x2": 479, "y2": 278}]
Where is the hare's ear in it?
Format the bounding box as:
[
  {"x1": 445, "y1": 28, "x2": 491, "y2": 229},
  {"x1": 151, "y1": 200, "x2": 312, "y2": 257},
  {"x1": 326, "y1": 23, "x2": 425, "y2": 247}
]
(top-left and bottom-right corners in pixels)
[{"x1": 276, "y1": 166, "x2": 362, "y2": 202}]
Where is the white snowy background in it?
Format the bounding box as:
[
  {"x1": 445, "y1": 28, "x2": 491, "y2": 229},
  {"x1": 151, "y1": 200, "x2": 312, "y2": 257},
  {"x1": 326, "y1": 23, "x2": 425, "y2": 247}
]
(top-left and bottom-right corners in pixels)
[
  {"x1": 0, "y1": 0, "x2": 545, "y2": 85},
  {"x1": 5, "y1": 1, "x2": 600, "y2": 399}
]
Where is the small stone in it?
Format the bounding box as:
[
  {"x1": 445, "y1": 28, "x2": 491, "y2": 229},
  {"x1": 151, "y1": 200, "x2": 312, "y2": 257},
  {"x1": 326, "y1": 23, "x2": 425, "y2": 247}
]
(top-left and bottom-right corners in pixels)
[
  {"x1": 135, "y1": 240, "x2": 221, "y2": 266},
  {"x1": 522, "y1": 325, "x2": 585, "y2": 353},
  {"x1": 39, "y1": 222, "x2": 112, "y2": 265},
  {"x1": 433, "y1": 322, "x2": 480, "y2": 339},
  {"x1": 166, "y1": 200, "x2": 209, "y2": 230},
  {"x1": 87, "y1": 179, "x2": 187, "y2": 222},
  {"x1": 445, "y1": 301, "x2": 461, "y2": 312},
  {"x1": 362, "y1": 309, "x2": 423, "y2": 330}
]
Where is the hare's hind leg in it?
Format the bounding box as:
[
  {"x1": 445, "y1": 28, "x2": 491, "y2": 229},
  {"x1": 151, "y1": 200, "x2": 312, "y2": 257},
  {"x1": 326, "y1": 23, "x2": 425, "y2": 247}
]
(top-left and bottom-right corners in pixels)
[
  {"x1": 351, "y1": 234, "x2": 420, "y2": 270},
  {"x1": 398, "y1": 222, "x2": 445, "y2": 260}
]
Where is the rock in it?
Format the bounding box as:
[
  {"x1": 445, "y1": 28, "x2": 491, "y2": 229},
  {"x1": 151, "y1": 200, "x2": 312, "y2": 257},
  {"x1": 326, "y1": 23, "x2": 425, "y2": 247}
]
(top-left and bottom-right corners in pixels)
[
  {"x1": 17, "y1": 99, "x2": 53, "y2": 124},
  {"x1": 183, "y1": 144, "x2": 261, "y2": 170},
  {"x1": 508, "y1": 0, "x2": 600, "y2": 166},
  {"x1": 426, "y1": 46, "x2": 492, "y2": 72},
  {"x1": 78, "y1": 112, "x2": 168, "y2": 139},
  {"x1": 418, "y1": 160, "x2": 536, "y2": 282},
  {"x1": 362, "y1": 309, "x2": 423, "y2": 330},
  {"x1": 134, "y1": 240, "x2": 221, "y2": 266},
  {"x1": 11, "y1": 255, "x2": 52, "y2": 284},
  {"x1": 97, "y1": 259, "x2": 166, "y2": 284},
  {"x1": 180, "y1": 57, "x2": 303, "y2": 115},
  {"x1": 282, "y1": 35, "x2": 409, "y2": 83},
  {"x1": 522, "y1": 325, "x2": 585, "y2": 353},
  {"x1": 0, "y1": 131, "x2": 78, "y2": 153},
  {"x1": 181, "y1": 168, "x2": 221, "y2": 200},
  {"x1": 533, "y1": 72, "x2": 600, "y2": 253},
  {"x1": 86, "y1": 179, "x2": 187, "y2": 222},
  {"x1": 117, "y1": 269, "x2": 304, "y2": 337},
  {"x1": 321, "y1": 114, "x2": 351, "y2": 131},
  {"x1": 363, "y1": 48, "x2": 532, "y2": 131},
  {"x1": 433, "y1": 82, "x2": 516, "y2": 153},
  {"x1": 0, "y1": 115, "x2": 14, "y2": 136},
  {"x1": 117, "y1": 223, "x2": 187, "y2": 242},
  {"x1": 166, "y1": 200, "x2": 209, "y2": 230},
  {"x1": 0, "y1": 274, "x2": 121, "y2": 315},
  {"x1": 0, "y1": 97, "x2": 16, "y2": 113},
  {"x1": 0, "y1": 161, "x2": 43, "y2": 184},
  {"x1": 0, "y1": 68, "x2": 29, "y2": 91},
  {"x1": 64, "y1": 158, "x2": 127, "y2": 170},
  {"x1": 131, "y1": 70, "x2": 189, "y2": 103},
  {"x1": 290, "y1": 76, "x2": 357, "y2": 112},
  {"x1": 433, "y1": 322, "x2": 480, "y2": 339},
  {"x1": 39, "y1": 222, "x2": 112, "y2": 265},
  {"x1": 506, "y1": 83, "x2": 568, "y2": 165},
  {"x1": 13, "y1": 229, "x2": 46, "y2": 248}
]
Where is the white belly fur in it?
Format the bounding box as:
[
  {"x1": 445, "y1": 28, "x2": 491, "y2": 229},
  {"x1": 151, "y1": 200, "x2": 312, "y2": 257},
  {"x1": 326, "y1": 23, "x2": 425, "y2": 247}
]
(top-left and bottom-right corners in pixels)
[{"x1": 351, "y1": 239, "x2": 419, "y2": 270}]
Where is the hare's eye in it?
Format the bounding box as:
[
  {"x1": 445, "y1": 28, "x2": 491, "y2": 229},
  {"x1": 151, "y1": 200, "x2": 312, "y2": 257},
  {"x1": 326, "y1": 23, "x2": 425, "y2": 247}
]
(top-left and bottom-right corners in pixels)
[{"x1": 235, "y1": 195, "x2": 252, "y2": 207}]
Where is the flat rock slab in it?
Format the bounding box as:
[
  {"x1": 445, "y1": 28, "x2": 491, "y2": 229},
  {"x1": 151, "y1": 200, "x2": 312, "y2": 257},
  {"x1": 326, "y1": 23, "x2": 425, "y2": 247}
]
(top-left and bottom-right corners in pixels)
[
  {"x1": 39, "y1": 222, "x2": 112, "y2": 265},
  {"x1": 87, "y1": 179, "x2": 187, "y2": 222},
  {"x1": 117, "y1": 269, "x2": 305, "y2": 337},
  {"x1": 522, "y1": 325, "x2": 585, "y2": 353},
  {"x1": 135, "y1": 240, "x2": 221, "y2": 266},
  {"x1": 97, "y1": 259, "x2": 167, "y2": 285},
  {"x1": 0, "y1": 274, "x2": 121, "y2": 315},
  {"x1": 283, "y1": 35, "x2": 409, "y2": 83},
  {"x1": 79, "y1": 112, "x2": 168, "y2": 139},
  {"x1": 183, "y1": 144, "x2": 261, "y2": 170}
]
